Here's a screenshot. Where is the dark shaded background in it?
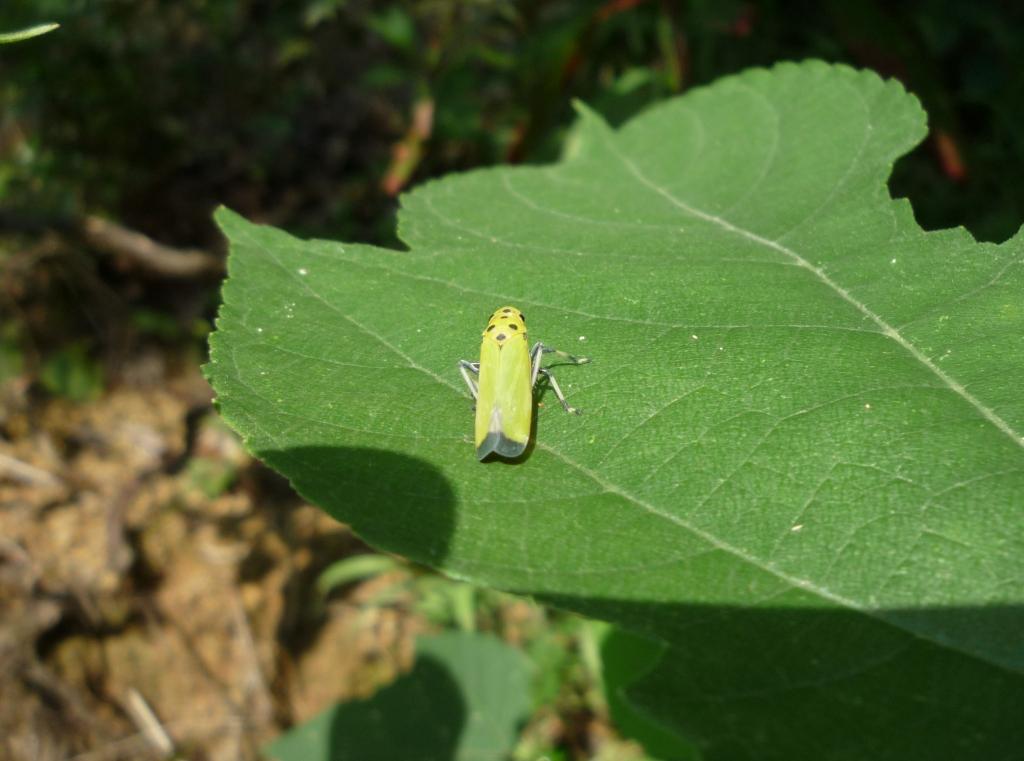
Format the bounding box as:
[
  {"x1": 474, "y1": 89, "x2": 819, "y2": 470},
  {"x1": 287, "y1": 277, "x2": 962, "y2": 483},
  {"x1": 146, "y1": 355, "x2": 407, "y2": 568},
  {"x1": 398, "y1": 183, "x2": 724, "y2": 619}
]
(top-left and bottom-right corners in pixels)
[
  {"x1": 2, "y1": 1, "x2": 1023, "y2": 385},
  {"x1": 1, "y1": 2, "x2": 1021, "y2": 759}
]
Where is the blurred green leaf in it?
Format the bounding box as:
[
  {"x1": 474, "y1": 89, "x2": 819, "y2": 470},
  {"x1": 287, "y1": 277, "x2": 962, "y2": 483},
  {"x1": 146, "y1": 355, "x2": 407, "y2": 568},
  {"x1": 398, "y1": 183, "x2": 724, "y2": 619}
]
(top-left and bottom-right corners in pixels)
[
  {"x1": 304, "y1": 0, "x2": 347, "y2": 29},
  {"x1": 0, "y1": 22, "x2": 58, "y2": 44},
  {"x1": 361, "y1": 64, "x2": 409, "y2": 90},
  {"x1": 598, "y1": 626, "x2": 697, "y2": 761},
  {"x1": 588, "y1": 67, "x2": 663, "y2": 127},
  {"x1": 277, "y1": 37, "x2": 313, "y2": 66},
  {"x1": 40, "y1": 344, "x2": 103, "y2": 401},
  {"x1": 367, "y1": 7, "x2": 416, "y2": 52},
  {"x1": 132, "y1": 308, "x2": 183, "y2": 341},
  {"x1": 183, "y1": 457, "x2": 237, "y2": 499},
  {"x1": 0, "y1": 329, "x2": 24, "y2": 385},
  {"x1": 266, "y1": 632, "x2": 531, "y2": 761},
  {"x1": 414, "y1": 575, "x2": 476, "y2": 629},
  {"x1": 317, "y1": 553, "x2": 404, "y2": 595}
]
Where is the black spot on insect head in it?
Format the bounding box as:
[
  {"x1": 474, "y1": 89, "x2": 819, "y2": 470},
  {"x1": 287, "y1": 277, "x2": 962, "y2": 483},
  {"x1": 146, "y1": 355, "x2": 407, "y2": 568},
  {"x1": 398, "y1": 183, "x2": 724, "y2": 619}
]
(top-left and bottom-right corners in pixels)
[
  {"x1": 519, "y1": 312, "x2": 525, "y2": 322},
  {"x1": 496, "y1": 333, "x2": 507, "y2": 341},
  {"x1": 486, "y1": 324, "x2": 496, "y2": 332},
  {"x1": 508, "y1": 324, "x2": 518, "y2": 330},
  {"x1": 502, "y1": 308, "x2": 512, "y2": 313}
]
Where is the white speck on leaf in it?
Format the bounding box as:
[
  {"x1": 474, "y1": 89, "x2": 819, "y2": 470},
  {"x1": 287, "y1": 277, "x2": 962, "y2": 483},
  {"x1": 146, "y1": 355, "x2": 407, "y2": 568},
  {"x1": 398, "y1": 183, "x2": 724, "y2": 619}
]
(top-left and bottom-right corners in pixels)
[
  {"x1": 791, "y1": 524, "x2": 804, "y2": 532},
  {"x1": 298, "y1": 267, "x2": 308, "y2": 276}
]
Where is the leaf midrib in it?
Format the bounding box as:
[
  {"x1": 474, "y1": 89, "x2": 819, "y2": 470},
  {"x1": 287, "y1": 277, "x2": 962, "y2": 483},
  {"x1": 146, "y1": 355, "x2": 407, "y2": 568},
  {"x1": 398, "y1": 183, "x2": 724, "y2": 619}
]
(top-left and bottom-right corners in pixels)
[{"x1": 596, "y1": 109, "x2": 1024, "y2": 451}]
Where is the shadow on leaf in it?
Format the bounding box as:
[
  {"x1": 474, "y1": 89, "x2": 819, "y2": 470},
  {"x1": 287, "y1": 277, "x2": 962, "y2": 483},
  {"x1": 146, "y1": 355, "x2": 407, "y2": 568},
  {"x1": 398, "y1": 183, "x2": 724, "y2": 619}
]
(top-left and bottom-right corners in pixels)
[
  {"x1": 552, "y1": 596, "x2": 1024, "y2": 761},
  {"x1": 258, "y1": 446, "x2": 456, "y2": 565}
]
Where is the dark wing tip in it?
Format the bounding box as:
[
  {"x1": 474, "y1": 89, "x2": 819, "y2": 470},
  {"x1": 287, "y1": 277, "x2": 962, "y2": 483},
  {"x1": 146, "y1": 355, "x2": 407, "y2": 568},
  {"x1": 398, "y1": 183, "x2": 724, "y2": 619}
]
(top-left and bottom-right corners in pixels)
[{"x1": 476, "y1": 432, "x2": 528, "y2": 461}]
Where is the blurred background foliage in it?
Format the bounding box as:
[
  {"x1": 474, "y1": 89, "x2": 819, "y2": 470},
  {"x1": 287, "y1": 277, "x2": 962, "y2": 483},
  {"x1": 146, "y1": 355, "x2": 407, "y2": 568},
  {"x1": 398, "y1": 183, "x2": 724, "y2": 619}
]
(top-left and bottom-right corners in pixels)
[
  {"x1": 1, "y1": 1, "x2": 1022, "y2": 758},
  {"x1": 2, "y1": 0, "x2": 1024, "y2": 389},
  {"x1": 2, "y1": 0, "x2": 1023, "y2": 393}
]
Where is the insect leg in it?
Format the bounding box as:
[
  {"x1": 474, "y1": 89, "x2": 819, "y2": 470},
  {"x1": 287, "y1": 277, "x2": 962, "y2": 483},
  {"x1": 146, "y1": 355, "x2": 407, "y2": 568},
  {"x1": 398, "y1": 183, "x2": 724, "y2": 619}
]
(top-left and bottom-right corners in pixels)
[
  {"x1": 542, "y1": 346, "x2": 590, "y2": 363},
  {"x1": 530, "y1": 342, "x2": 590, "y2": 386},
  {"x1": 458, "y1": 360, "x2": 480, "y2": 400},
  {"x1": 537, "y1": 368, "x2": 581, "y2": 415},
  {"x1": 530, "y1": 342, "x2": 544, "y2": 387}
]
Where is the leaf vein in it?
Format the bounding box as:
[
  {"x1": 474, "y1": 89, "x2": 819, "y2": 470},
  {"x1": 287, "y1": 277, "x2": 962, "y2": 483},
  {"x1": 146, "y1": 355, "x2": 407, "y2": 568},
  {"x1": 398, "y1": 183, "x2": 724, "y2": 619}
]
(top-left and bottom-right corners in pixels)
[{"x1": 596, "y1": 116, "x2": 1024, "y2": 450}]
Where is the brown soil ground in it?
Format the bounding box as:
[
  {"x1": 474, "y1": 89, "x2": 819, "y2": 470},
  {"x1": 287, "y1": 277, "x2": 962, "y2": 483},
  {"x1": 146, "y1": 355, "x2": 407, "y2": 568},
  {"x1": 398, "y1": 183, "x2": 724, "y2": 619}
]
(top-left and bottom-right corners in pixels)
[{"x1": 0, "y1": 356, "x2": 421, "y2": 761}]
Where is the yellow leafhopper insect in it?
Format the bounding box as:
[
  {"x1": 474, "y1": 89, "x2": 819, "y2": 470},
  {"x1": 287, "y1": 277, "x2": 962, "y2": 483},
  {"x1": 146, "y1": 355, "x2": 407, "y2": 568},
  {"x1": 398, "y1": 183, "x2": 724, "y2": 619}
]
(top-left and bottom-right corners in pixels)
[{"x1": 458, "y1": 306, "x2": 589, "y2": 460}]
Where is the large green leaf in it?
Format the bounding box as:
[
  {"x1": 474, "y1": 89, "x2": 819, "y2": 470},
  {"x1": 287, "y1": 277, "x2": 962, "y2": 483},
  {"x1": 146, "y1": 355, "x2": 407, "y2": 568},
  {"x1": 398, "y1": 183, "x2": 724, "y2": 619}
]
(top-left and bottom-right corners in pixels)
[{"x1": 207, "y1": 61, "x2": 1024, "y2": 759}]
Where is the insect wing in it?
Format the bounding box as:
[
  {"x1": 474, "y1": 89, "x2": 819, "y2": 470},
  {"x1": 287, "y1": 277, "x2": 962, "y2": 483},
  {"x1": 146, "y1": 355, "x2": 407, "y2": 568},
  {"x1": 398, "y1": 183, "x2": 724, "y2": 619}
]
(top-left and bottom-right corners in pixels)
[{"x1": 474, "y1": 333, "x2": 532, "y2": 460}]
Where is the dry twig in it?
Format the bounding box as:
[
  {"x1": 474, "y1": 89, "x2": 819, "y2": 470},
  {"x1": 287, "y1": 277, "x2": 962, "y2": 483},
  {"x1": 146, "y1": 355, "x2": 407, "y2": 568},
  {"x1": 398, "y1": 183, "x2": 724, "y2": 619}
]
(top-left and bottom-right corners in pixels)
[{"x1": 79, "y1": 216, "x2": 223, "y2": 278}]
